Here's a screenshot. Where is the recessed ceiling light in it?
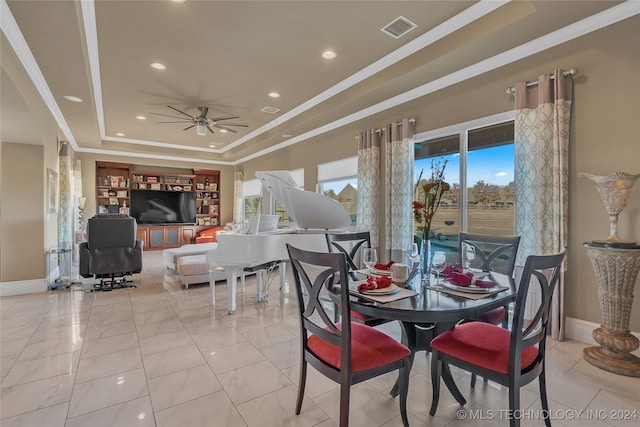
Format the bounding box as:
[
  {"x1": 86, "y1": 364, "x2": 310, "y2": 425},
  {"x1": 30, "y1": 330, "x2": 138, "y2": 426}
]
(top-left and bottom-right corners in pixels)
[
  {"x1": 219, "y1": 129, "x2": 228, "y2": 133},
  {"x1": 209, "y1": 143, "x2": 216, "y2": 148},
  {"x1": 64, "y1": 95, "x2": 83, "y2": 103},
  {"x1": 322, "y1": 50, "x2": 337, "y2": 59},
  {"x1": 136, "y1": 115, "x2": 146, "y2": 120},
  {"x1": 116, "y1": 133, "x2": 125, "y2": 137},
  {"x1": 268, "y1": 92, "x2": 280, "y2": 98},
  {"x1": 150, "y1": 62, "x2": 166, "y2": 70},
  {"x1": 171, "y1": 0, "x2": 186, "y2": 3}
]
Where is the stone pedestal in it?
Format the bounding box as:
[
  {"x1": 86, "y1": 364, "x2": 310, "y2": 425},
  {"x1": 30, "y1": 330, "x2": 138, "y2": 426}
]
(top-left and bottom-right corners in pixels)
[{"x1": 583, "y1": 243, "x2": 640, "y2": 377}]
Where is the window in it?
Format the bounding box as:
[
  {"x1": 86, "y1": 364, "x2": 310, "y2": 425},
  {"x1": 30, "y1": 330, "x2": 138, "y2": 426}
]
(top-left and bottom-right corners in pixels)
[
  {"x1": 414, "y1": 112, "x2": 515, "y2": 254},
  {"x1": 242, "y1": 178, "x2": 261, "y2": 221},
  {"x1": 317, "y1": 157, "x2": 358, "y2": 226}
]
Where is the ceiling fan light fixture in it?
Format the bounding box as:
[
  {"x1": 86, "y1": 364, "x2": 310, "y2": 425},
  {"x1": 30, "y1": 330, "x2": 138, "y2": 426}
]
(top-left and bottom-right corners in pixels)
[{"x1": 196, "y1": 123, "x2": 207, "y2": 136}]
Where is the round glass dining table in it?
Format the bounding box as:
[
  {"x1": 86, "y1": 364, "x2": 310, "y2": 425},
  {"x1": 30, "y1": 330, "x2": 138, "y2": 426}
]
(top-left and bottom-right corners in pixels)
[{"x1": 334, "y1": 270, "x2": 517, "y2": 398}]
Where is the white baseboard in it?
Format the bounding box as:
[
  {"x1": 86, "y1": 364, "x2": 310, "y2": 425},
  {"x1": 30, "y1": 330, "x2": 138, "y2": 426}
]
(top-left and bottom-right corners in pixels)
[
  {"x1": 0, "y1": 278, "x2": 48, "y2": 296},
  {"x1": 565, "y1": 317, "x2": 640, "y2": 357}
]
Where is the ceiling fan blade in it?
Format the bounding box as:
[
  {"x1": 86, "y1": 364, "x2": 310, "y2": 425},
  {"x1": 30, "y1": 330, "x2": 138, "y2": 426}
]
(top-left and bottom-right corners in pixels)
[
  {"x1": 216, "y1": 123, "x2": 248, "y2": 127},
  {"x1": 183, "y1": 125, "x2": 195, "y2": 131},
  {"x1": 167, "y1": 105, "x2": 195, "y2": 118},
  {"x1": 213, "y1": 124, "x2": 238, "y2": 133},
  {"x1": 207, "y1": 126, "x2": 216, "y2": 134},
  {"x1": 150, "y1": 112, "x2": 192, "y2": 121},
  {"x1": 209, "y1": 115, "x2": 239, "y2": 122},
  {"x1": 158, "y1": 121, "x2": 194, "y2": 123}
]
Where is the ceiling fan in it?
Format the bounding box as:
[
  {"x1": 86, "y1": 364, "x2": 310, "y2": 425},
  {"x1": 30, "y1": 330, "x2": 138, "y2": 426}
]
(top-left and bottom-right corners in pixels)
[{"x1": 151, "y1": 106, "x2": 248, "y2": 136}]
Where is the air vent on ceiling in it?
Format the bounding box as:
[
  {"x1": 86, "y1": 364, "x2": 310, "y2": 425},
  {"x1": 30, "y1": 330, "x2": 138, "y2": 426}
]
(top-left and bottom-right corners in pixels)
[
  {"x1": 381, "y1": 16, "x2": 417, "y2": 39},
  {"x1": 260, "y1": 106, "x2": 280, "y2": 114}
]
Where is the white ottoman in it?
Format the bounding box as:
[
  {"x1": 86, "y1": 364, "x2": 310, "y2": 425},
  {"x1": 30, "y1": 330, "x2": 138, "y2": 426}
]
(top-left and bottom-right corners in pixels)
[
  {"x1": 177, "y1": 254, "x2": 224, "y2": 289},
  {"x1": 163, "y1": 243, "x2": 218, "y2": 271}
]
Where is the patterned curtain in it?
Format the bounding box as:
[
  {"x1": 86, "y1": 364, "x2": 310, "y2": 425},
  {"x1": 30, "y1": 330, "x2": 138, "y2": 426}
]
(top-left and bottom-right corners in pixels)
[
  {"x1": 233, "y1": 171, "x2": 244, "y2": 224},
  {"x1": 356, "y1": 129, "x2": 381, "y2": 249},
  {"x1": 514, "y1": 70, "x2": 572, "y2": 340},
  {"x1": 58, "y1": 141, "x2": 73, "y2": 250},
  {"x1": 384, "y1": 119, "x2": 415, "y2": 262}
]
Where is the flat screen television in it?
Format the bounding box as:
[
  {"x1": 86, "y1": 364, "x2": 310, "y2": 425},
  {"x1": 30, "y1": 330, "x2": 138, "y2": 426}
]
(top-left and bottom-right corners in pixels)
[{"x1": 130, "y1": 190, "x2": 196, "y2": 225}]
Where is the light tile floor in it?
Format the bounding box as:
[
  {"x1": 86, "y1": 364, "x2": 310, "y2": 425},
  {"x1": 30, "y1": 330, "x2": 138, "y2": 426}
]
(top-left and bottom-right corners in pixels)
[{"x1": 1, "y1": 251, "x2": 638, "y2": 427}]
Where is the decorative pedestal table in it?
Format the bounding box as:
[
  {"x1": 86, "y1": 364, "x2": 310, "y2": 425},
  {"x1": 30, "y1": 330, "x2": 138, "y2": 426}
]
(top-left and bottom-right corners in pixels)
[{"x1": 583, "y1": 243, "x2": 640, "y2": 377}]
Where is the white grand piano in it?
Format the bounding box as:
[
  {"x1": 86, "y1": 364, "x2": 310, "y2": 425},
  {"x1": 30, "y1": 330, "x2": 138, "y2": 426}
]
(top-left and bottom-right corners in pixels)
[{"x1": 205, "y1": 171, "x2": 351, "y2": 313}]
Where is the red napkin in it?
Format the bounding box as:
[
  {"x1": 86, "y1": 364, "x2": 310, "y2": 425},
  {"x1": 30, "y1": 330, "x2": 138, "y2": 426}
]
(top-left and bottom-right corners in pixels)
[
  {"x1": 373, "y1": 261, "x2": 395, "y2": 271},
  {"x1": 442, "y1": 263, "x2": 463, "y2": 275},
  {"x1": 444, "y1": 272, "x2": 494, "y2": 288},
  {"x1": 358, "y1": 275, "x2": 393, "y2": 292}
]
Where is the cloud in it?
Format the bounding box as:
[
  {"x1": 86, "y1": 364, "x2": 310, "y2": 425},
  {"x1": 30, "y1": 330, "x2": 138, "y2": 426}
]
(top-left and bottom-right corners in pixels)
[{"x1": 496, "y1": 171, "x2": 507, "y2": 177}]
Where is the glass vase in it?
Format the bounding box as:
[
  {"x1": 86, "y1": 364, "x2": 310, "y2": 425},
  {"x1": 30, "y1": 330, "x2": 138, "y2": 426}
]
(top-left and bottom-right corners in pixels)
[{"x1": 421, "y1": 238, "x2": 431, "y2": 286}]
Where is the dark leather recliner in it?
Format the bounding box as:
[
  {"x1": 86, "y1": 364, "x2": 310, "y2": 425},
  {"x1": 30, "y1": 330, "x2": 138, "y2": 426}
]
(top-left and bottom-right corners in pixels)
[{"x1": 79, "y1": 214, "x2": 144, "y2": 290}]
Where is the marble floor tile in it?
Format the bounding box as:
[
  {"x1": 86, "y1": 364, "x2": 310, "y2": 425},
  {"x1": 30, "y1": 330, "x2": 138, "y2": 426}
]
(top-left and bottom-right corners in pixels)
[
  {"x1": 0, "y1": 373, "x2": 74, "y2": 420},
  {"x1": 67, "y1": 368, "x2": 148, "y2": 418},
  {"x1": 203, "y1": 340, "x2": 265, "y2": 374},
  {"x1": 81, "y1": 331, "x2": 139, "y2": 359},
  {"x1": 154, "y1": 391, "x2": 246, "y2": 427},
  {"x1": 147, "y1": 364, "x2": 222, "y2": 412},
  {"x1": 65, "y1": 396, "x2": 155, "y2": 427},
  {"x1": 138, "y1": 329, "x2": 194, "y2": 356},
  {"x1": 240, "y1": 323, "x2": 297, "y2": 349},
  {"x1": 75, "y1": 347, "x2": 143, "y2": 383},
  {"x1": 0, "y1": 401, "x2": 68, "y2": 427},
  {"x1": 1, "y1": 351, "x2": 80, "y2": 388},
  {"x1": 143, "y1": 343, "x2": 206, "y2": 379},
  {"x1": 216, "y1": 359, "x2": 292, "y2": 405}
]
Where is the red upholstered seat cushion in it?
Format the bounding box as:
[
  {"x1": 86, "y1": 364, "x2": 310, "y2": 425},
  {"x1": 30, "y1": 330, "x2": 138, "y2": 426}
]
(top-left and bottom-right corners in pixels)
[
  {"x1": 430, "y1": 322, "x2": 538, "y2": 374},
  {"x1": 195, "y1": 226, "x2": 224, "y2": 243},
  {"x1": 308, "y1": 322, "x2": 410, "y2": 372},
  {"x1": 475, "y1": 306, "x2": 506, "y2": 324},
  {"x1": 350, "y1": 310, "x2": 378, "y2": 322}
]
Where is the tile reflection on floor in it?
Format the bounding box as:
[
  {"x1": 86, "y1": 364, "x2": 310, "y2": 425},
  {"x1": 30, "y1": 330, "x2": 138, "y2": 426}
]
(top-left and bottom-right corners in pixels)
[{"x1": 1, "y1": 251, "x2": 638, "y2": 426}]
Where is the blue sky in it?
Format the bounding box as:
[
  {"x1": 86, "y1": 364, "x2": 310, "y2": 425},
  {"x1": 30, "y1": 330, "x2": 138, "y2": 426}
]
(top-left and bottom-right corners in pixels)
[
  {"x1": 321, "y1": 144, "x2": 514, "y2": 193},
  {"x1": 415, "y1": 144, "x2": 514, "y2": 188}
]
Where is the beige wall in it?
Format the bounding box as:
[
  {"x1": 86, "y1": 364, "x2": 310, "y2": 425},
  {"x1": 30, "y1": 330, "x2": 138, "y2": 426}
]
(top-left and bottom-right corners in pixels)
[
  {"x1": 0, "y1": 142, "x2": 45, "y2": 281},
  {"x1": 239, "y1": 18, "x2": 640, "y2": 331},
  {"x1": 1, "y1": 14, "x2": 638, "y2": 330}
]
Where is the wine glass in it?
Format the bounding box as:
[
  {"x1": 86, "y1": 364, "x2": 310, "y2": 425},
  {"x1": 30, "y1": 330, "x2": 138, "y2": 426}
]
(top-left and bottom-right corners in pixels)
[
  {"x1": 462, "y1": 243, "x2": 476, "y2": 272},
  {"x1": 432, "y1": 251, "x2": 447, "y2": 288},
  {"x1": 406, "y1": 242, "x2": 419, "y2": 266},
  {"x1": 362, "y1": 248, "x2": 377, "y2": 275}
]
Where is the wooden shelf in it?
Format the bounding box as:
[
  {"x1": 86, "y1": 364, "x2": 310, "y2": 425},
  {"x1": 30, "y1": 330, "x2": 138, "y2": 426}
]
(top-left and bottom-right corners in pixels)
[{"x1": 94, "y1": 162, "x2": 222, "y2": 248}]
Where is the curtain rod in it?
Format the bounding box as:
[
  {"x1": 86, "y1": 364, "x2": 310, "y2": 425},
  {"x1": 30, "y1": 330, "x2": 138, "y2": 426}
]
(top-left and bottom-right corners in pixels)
[
  {"x1": 355, "y1": 118, "x2": 415, "y2": 138},
  {"x1": 506, "y1": 68, "x2": 577, "y2": 94}
]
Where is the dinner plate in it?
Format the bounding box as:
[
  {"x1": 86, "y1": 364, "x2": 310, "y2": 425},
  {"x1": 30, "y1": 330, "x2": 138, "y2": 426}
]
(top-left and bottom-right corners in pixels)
[
  {"x1": 371, "y1": 268, "x2": 392, "y2": 276},
  {"x1": 441, "y1": 280, "x2": 499, "y2": 293},
  {"x1": 352, "y1": 282, "x2": 400, "y2": 295},
  {"x1": 362, "y1": 283, "x2": 400, "y2": 295}
]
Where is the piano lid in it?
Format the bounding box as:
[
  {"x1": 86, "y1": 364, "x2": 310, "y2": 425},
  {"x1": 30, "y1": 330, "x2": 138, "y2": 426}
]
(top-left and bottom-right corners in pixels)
[{"x1": 256, "y1": 171, "x2": 351, "y2": 230}]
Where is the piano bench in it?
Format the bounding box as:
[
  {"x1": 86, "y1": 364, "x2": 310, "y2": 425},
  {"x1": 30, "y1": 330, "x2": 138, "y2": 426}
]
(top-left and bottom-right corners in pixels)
[
  {"x1": 176, "y1": 255, "x2": 251, "y2": 291},
  {"x1": 163, "y1": 243, "x2": 218, "y2": 271},
  {"x1": 177, "y1": 255, "x2": 225, "y2": 289}
]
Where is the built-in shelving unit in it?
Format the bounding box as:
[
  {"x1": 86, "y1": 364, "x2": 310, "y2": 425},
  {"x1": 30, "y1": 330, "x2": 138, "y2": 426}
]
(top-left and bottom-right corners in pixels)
[
  {"x1": 194, "y1": 169, "x2": 221, "y2": 226},
  {"x1": 94, "y1": 162, "x2": 222, "y2": 250},
  {"x1": 95, "y1": 161, "x2": 131, "y2": 214}
]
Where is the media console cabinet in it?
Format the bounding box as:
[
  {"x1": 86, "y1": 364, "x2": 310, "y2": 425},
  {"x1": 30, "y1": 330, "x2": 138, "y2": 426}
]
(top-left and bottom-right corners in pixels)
[{"x1": 95, "y1": 161, "x2": 221, "y2": 250}]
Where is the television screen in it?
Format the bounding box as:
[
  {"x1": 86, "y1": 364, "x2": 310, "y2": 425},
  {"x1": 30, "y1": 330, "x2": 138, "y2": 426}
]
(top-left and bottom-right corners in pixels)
[{"x1": 130, "y1": 190, "x2": 196, "y2": 225}]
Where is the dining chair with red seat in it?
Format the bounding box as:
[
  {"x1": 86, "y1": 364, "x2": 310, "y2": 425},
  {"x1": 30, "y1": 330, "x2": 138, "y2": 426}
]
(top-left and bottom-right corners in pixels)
[
  {"x1": 325, "y1": 231, "x2": 393, "y2": 327},
  {"x1": 458, "y1": 232, "x2": 521, "y2": 326},
  {"x1": 286, "y1": 243, "x2": 411, "y2": 427},
  {"x1": 458, "y1": 232, "x2": 521, "y2": 386},
  {"x1": 429, "y1": 249, "x2": 566, "y2": 427}
]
